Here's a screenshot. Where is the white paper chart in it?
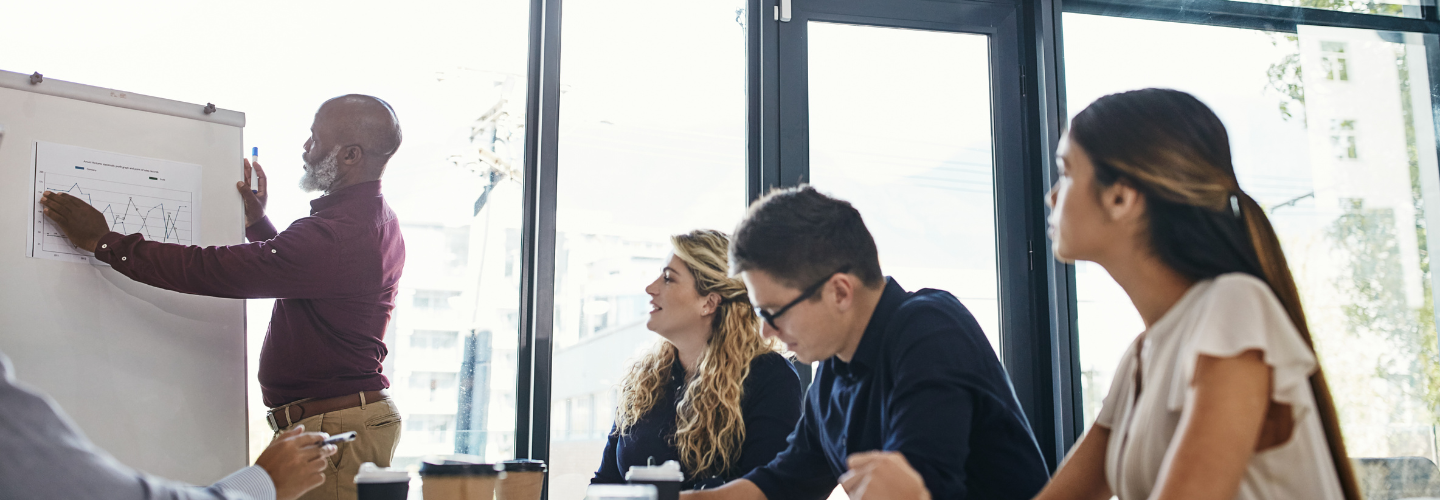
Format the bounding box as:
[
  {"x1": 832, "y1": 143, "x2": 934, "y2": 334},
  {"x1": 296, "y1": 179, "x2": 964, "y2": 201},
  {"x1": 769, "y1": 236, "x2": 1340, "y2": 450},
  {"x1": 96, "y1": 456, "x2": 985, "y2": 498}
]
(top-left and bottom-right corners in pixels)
[{"x1": 29, "y1": 141, "x2": 203, "y2": 263}]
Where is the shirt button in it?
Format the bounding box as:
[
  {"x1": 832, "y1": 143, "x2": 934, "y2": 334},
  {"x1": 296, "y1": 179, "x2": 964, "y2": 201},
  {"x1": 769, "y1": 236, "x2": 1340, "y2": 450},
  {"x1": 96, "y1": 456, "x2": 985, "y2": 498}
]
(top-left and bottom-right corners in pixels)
[
  {"x1": 121, "y1": 256, "x2": 127, "y2": 261},
  {"x1": 271, "y1": 249, "x2": 277, "y2": 254},
  {"x1": 100, "y1": 244, "x2": 107, "y2": 249}
]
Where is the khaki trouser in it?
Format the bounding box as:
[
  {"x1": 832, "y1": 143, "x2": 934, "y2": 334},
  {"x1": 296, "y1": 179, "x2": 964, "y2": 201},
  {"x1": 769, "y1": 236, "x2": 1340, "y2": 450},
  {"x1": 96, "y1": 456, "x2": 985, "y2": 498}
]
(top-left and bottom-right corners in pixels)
[{"x1": 272, "y1": 396, "x2": 402, "y2": 500}]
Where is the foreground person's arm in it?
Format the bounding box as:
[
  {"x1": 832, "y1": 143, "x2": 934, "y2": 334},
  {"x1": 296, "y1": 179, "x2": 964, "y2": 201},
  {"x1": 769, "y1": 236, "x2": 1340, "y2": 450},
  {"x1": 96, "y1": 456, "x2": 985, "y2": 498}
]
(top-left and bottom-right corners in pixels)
[
  {"x1": 1032, "y1": 424, "x2": 1113, "y2": 500},
  {"x1": 839, "y1": 452, "x2": 930, "y2": 500},
  {"x1": 839, "y1": 424, "x2": 1114, "y2": 500},
  {"x1": 0, "y1": 352, "x2": 335, "y2": 500}
]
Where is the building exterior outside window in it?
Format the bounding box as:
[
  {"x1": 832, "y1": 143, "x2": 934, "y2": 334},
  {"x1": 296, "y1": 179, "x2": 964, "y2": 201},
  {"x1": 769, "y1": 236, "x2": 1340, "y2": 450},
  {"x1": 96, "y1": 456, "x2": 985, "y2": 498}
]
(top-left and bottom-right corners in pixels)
[
  {"x1": 1323, "y1": 40, "x2": 1351, "y2": 81},
  {"x1": 1332, "y1": 119, "x2": 1359, "y2": 159},
  {"x1": 411, "y1": 330, "x2": 460, "y2": 350},
  {"x1": 545, "y1": 1, "x2": 748, "y2": 497},
  {"x1": 1066, "y1": 14, "x2": 1440, "y2": 470}
]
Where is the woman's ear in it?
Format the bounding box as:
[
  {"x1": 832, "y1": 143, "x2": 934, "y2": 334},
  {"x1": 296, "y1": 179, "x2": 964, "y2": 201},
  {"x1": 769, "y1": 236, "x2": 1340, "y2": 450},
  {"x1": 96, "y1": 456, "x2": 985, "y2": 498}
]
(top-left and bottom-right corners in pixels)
[
  {"x1": 702, "y1": 292, "x2": 721, "y2": 316},
  {"x1": 1103, "y1": 180, "x2": 1145, "y2": 223}
]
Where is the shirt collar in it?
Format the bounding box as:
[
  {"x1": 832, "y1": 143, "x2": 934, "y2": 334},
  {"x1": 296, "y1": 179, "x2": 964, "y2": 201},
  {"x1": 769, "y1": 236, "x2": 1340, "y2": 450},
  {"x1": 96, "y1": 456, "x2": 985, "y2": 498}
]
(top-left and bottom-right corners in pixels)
[
  {"x1": 310, "y1": 180, "x2": 383, "y2": 214},
  {"x1": 834, "y1": 277, "x2": 907, "y2": 379},
  {"x1": 671, "y1": 358, "x2": 687, "y2": 380},
  {"x1": 670, "y1": 358, "x2": 689, "y2": 393}
]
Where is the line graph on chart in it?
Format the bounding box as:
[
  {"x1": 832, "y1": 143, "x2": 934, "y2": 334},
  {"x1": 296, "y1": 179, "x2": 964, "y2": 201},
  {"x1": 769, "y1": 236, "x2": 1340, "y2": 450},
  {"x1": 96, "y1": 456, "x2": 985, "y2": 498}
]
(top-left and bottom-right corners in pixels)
[
  {"x1": 40, "y1": 173, "x2": 193, "y2": 247},
  {"x1": 29, "y1": 141, "x2": 203, "y2": 264}
]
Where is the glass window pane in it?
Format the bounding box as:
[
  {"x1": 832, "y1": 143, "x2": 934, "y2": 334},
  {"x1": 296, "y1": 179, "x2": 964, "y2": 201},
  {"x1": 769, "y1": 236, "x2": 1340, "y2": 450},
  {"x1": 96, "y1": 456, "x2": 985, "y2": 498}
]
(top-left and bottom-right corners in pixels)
[
  {"x1": 1226, "y1": 0, "x2": 1425, "y2": 18},
  {"x1": 1, "y1": 0, "x2": 531, "y2": 467},
  {"x1": 1063, "y1": 13, "x2": 1440, "y2": 491},
  {"x1": 548, "y1": 0, "x2": 746, "y2": 497},
  {"x1": 807, "y1": 22, "x2": 1001, "y2": 354}
]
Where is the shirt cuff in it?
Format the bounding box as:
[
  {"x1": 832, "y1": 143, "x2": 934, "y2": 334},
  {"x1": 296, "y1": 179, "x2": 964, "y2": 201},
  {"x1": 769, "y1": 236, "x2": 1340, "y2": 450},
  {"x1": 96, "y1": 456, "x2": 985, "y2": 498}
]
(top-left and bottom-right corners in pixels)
[
  {"x1": 212, "y1": 465, "x2": 277, "y2": 500},
  {"x1": 245, "y1": 216, "x2": 279, "y2": 242},
  {"x1": 92, "y1": 232, "x2": 126, "y2": 265}
]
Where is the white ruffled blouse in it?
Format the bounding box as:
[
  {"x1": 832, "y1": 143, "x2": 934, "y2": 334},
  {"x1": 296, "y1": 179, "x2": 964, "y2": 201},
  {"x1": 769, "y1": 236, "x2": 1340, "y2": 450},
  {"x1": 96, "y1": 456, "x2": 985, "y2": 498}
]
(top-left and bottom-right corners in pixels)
[{"x1": 1095, "y1": 273, "x2": 1345, "y2": 500}]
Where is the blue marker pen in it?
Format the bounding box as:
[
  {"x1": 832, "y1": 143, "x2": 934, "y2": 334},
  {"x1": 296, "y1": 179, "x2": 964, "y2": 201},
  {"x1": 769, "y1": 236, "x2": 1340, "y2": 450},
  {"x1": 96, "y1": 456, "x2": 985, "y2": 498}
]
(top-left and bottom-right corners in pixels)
[{"x1": 250, "y1": 147, "x2": 259, "y2": 194}]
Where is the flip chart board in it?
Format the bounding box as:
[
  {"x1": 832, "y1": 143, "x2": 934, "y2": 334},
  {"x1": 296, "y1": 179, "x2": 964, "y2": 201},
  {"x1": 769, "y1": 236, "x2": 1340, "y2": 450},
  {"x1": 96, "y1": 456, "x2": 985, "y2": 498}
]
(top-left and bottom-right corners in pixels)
[{"x1": 0, "y1": 69, "x2": 247, "y2": 484}]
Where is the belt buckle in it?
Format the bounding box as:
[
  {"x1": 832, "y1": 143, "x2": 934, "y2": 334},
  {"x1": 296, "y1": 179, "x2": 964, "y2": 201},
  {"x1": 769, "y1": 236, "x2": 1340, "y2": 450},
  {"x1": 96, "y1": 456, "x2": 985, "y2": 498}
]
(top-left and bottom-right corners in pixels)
[{"x1": 266, "y1": 411, "x2": 280, "y2": 432}]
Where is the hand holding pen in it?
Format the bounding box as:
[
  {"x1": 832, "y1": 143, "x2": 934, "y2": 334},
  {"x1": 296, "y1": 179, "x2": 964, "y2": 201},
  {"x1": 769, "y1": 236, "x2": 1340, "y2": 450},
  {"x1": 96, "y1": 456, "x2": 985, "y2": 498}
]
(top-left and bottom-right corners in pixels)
[{"x1": 237, "y1": 147, "x2": 268, "y2": 228}]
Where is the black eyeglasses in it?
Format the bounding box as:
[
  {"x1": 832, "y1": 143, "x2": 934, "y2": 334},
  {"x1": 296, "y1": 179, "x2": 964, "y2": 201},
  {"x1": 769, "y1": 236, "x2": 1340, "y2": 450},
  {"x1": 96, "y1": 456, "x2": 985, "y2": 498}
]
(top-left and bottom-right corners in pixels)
[{"x1": 756, "y1": 265, "x2": 851, "y2": 329}]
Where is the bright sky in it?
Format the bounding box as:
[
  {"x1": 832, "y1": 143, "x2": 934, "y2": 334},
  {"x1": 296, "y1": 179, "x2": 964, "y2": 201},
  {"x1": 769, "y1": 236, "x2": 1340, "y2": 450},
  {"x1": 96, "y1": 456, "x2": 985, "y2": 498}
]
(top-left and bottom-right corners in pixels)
[{"x1": 2, "y1": 0, "x2": 532, "y2": 229}]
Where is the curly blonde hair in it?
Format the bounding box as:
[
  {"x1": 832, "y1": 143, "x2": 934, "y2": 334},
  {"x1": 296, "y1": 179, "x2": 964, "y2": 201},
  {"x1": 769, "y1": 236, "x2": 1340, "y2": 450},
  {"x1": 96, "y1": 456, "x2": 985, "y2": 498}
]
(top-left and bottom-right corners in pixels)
[{"x1": 613, "y1": 229, "x2": 778, "y2": 480}]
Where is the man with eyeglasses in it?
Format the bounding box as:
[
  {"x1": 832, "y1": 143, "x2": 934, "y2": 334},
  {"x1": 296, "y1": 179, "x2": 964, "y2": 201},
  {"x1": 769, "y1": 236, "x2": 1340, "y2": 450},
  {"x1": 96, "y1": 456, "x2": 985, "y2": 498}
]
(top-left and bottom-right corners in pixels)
[{"x1": 684, "y1": 186, "x2": 1049, "y2": 500}]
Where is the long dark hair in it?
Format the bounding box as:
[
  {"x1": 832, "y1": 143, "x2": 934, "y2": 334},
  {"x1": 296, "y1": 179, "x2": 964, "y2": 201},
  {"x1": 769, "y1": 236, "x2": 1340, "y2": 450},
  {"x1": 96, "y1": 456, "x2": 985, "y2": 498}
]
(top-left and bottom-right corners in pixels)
[{"x1": 1070, "y1": 88, "x2": 1361, "y2": 500}]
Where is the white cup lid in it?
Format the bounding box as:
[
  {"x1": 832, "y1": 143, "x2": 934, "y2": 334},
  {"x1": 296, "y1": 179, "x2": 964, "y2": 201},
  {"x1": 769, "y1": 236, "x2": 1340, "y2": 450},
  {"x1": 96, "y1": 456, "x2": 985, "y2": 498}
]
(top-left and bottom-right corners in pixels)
[
  {"x1": 586, "y1": 484, "x2": 658, "y2": 500},
  {"x1": 354, "y1": 462, "x2": 411, "y2": 483},
  {"x1": 625, "y1": 460, "x2": 683, "y2": 482}
]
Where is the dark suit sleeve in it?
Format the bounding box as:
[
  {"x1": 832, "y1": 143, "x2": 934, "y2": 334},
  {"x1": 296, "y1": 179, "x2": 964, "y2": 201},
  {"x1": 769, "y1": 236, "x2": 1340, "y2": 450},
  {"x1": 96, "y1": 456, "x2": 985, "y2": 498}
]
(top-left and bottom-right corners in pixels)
[
  {"x1": 734, "y1": 355, "x2": 804, "y2": 477},
  {"x1": 592, "y1": 424, "x2": 624, "y2": 484}
]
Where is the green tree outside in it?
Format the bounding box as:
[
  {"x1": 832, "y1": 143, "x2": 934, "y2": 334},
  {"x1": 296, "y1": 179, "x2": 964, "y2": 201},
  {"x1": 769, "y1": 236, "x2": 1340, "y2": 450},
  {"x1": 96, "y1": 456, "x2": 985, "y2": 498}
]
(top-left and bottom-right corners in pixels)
[{"x1": 1262, "y1": 0, "x2": 1440, "y2": 430}]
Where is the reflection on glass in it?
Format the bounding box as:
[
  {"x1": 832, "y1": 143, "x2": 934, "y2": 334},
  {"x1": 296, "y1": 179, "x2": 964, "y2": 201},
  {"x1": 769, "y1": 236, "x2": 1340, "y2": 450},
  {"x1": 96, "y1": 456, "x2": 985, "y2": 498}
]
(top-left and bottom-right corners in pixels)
[
  {"x1": 548, "y1": 1, "x2": 746, "y2": 498},
  {"x1": 1227, "y1": 0, "x2": 1424, "y2": 18},
  {"x1": 0, "y1": 0, "x2": 533, "y2": 468},
  {"x1": 807, "y1": 22, "x2": 1001, "y2": 353},
  {"x1": 1064, "y1": 13, "x2": 1440, "y2": 493}
]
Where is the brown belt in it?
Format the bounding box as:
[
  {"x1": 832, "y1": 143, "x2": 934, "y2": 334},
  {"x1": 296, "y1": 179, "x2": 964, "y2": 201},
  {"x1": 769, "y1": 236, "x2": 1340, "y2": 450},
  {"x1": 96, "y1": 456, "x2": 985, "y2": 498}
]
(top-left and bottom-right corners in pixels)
[{"x1": 266, "y1": 390, "x2": 390, "y2": 431}]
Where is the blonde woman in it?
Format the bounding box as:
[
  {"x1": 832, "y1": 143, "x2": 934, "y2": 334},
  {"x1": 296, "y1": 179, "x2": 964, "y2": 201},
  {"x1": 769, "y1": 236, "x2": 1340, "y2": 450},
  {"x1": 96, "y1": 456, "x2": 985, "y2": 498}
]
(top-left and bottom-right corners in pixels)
[{"x1": 592, "y1": 229, "x2": 804, "y2": 490}]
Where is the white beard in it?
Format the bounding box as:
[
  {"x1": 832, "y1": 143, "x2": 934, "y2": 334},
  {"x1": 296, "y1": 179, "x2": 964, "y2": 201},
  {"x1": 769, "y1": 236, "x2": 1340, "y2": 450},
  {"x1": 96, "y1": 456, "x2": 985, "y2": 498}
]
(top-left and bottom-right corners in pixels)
[{"x1": 299, "y1": 146, "x2": 341, "y2": 193}]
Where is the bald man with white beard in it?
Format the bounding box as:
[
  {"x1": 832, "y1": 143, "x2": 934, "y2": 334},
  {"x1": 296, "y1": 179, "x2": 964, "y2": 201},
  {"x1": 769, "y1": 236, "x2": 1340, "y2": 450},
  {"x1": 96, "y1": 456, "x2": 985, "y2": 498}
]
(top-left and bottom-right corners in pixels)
[{"x1": 41, "y1": 95, "x2": 409, "y2": 500}]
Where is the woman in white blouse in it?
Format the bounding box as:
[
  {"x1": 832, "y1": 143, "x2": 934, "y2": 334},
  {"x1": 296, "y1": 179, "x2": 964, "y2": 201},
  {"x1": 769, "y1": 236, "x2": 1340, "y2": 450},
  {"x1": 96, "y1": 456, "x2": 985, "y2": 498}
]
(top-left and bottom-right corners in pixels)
[{"x1": 838, "y1": 88, "x2": 1361, "y2": 500}]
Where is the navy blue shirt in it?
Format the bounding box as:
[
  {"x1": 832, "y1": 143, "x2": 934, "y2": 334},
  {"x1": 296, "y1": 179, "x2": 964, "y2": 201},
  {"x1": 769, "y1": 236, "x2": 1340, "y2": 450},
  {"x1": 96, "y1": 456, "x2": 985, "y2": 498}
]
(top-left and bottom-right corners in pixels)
[
  {"x1": 743, "y1": 278, "x2": 1050, "y2": 500},
  {"x1": 593, "y1": 351, "x2": 803, "y2": 489}
]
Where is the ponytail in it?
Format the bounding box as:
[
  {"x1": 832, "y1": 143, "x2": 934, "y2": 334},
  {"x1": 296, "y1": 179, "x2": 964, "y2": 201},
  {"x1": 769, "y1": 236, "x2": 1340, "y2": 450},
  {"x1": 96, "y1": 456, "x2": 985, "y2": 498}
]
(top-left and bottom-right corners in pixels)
[{"x1": 1236, "y1": 194, "x2": 1362, "y2": 500}]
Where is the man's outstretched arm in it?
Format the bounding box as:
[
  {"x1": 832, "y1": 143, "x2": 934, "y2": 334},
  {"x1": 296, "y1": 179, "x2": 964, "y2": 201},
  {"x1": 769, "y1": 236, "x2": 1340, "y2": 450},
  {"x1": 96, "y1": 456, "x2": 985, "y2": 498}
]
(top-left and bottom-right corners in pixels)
[{"x1": 39, "y1": 187, "x2": 351, "y2": 300}]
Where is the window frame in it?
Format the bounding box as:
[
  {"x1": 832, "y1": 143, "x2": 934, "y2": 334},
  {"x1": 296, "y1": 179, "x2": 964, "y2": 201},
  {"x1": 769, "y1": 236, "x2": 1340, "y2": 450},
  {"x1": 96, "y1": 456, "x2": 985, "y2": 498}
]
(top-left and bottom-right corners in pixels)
[
  {"x1": 748, "y1": 0, "x2": 1068, "y2": 468},
  {"x1": 507, "y1": 0, "x2": 1440, "y2": 494}
]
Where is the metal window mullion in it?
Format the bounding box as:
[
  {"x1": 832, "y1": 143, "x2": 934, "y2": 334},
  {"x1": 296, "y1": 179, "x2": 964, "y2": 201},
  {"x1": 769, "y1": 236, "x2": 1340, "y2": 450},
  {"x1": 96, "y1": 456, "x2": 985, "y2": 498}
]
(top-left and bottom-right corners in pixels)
[
  {"x1": 1049, "y1": 0, "x2": 1087, "y2": 459},
  {"x1": 531, "y1": 0, "x2": 563, "y2": 476},
  {"x1": 989, "y1": 1, "x2": 1059, "y2": 471},
  {"x1": 748, "y1": 0, "x2": 781, "y2": 203},
  {"x1": 516, "y1": 0, "x2": 562, "y2": 490},
  {"x1": 515, "y1": 0, "x2": 544, "y2": 462},
  {"x1": 1024, "y1": 0, "x2": 1085, "y2": 466}
]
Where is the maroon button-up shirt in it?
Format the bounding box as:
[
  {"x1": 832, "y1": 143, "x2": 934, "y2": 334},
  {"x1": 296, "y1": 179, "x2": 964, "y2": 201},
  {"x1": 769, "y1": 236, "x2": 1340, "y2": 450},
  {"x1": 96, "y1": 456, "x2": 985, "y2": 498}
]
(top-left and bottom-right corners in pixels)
[{"x1": 94, "y1": 180, "x2": 405, "y2": 407}]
